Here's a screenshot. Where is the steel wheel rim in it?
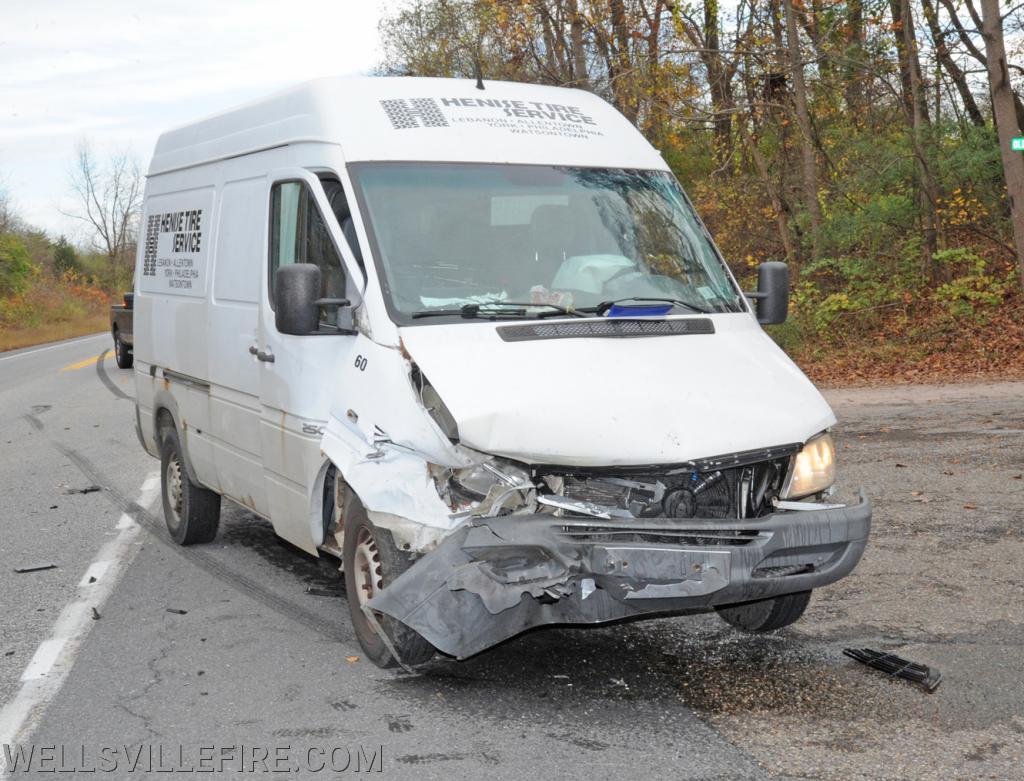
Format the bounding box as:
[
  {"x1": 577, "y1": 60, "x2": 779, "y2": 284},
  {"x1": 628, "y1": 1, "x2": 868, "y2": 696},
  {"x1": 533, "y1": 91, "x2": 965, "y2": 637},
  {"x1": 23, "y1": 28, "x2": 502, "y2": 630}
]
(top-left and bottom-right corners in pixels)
[
  {"x1": 352, "y1": 527, "x2": 383, "y2": 608},
  {"x1": 166, "y1": 456, "x2": 183, "y2": 529}
]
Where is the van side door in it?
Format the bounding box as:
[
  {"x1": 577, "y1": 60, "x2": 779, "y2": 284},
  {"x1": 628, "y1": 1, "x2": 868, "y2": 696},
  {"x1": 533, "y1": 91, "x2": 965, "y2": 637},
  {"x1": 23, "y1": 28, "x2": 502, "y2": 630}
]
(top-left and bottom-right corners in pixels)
[
  {"x1": 207, "y1": 175, "x2": 269, "y2": 516},
  {"x1": 256, "y1": 170, "x2": 364, "y2": 552}
]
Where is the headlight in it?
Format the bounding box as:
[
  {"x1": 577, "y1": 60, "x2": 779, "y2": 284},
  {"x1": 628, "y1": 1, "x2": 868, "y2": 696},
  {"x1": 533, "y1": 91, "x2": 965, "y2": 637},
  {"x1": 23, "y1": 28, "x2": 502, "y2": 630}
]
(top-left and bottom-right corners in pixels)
[
  {"x1": 451, "y1": 458, "x2": 534, "y2": 516},
  {"x1": 455, "y1": 459, "x2": 531, "y2": 498},
  {"x1": 781, "y1": 432, "x2": 836, "y2": 499}
]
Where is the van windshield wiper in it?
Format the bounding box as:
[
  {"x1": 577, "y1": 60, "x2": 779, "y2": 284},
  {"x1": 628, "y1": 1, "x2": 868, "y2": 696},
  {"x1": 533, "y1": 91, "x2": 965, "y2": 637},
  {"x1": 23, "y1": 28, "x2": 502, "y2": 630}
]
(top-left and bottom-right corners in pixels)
[
  {"x1": 580, "y1": 297, "x2": 712, "y2": 316},
  {"x1": 410, "y1": 301, "x2": 584, "y2": 320}
]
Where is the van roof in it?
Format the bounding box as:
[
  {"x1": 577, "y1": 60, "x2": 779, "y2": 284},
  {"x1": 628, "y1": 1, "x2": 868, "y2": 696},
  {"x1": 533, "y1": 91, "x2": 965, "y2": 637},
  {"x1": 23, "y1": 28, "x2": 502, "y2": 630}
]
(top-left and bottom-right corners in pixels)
[{"x1": 148, "y1": 76, "x2": 667, "y2": 176}]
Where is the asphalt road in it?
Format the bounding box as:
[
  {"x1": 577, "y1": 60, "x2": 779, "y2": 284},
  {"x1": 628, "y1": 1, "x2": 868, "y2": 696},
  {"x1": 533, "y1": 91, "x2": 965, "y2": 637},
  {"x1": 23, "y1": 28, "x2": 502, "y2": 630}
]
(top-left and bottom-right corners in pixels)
[{"x1": 1, "y1": 333, "x2": 1022, "y2": 780}]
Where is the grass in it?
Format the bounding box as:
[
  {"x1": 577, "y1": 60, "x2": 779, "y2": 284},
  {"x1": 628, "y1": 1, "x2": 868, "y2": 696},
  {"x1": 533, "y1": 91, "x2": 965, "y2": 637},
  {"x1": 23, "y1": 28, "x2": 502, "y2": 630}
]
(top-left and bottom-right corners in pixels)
[
  {"x1": 0, "y1": 270, "x2": 112, "y2": 353},
  {"x1": 0, "y1": 313, "x2": 109, "y2": 353}
]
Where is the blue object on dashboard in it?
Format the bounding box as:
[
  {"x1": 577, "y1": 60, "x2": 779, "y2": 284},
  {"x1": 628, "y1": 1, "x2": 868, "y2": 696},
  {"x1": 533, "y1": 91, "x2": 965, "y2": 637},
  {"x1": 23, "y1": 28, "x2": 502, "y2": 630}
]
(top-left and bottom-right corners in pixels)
[{"x1": 606, "y1": 304, "x2": 674, "y2": 318}]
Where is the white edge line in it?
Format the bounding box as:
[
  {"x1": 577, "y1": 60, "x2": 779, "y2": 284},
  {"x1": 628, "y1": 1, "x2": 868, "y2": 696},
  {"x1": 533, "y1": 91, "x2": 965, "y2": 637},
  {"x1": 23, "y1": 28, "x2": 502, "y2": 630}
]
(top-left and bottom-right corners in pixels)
[
  {"x1": 77, "y1": 561, "x2": 112, "y2": 588},
  {"x1": 0, "y1": 471, "x2": 160, "y2": 775},
  {"x1": 0, "y1": 333, "x2": 108, "y2": 364}
]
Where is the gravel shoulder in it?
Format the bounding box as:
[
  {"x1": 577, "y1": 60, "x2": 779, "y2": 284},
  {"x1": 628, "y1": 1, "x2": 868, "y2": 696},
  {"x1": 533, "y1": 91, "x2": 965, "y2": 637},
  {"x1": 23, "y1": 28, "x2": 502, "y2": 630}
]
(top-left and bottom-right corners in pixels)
[{"x1": 696, "y1": 381, "x2": 1024, "y2": 780}]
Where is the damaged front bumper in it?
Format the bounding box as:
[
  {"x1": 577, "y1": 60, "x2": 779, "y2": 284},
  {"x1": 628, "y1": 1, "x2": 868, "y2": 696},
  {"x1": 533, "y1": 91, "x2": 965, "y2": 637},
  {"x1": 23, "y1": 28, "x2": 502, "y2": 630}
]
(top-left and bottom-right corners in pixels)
[{"x1": 367, "y1": 492, "x2": 872, "y2": 659}]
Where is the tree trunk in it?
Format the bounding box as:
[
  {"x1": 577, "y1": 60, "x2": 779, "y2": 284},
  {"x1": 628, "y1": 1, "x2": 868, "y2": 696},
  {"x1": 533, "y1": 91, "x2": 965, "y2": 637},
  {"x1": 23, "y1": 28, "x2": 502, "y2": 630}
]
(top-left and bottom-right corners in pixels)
[
  {"x1": 566, "y1": 0, "x2": 591, "y2": 89},
  {"x1": 844, "y1": 0, "x2": 865, "y2": 115},
  {"x1": 938, "y1": 0, "x2": 1024, "y2": 130},
  {"x1": 980, "y1": 0, "x2": 1024, "y2": 290},
  {"x1": 703, "y1": 0, "x2": 733, "y2": 161},
  {"x1": 609, "y1": 0, "x2": 638, "y2": 122},
  {"x1": 784, "y1": 0, "x2": 822, "y2": 261},
  {"x1": 740, "y1": 119, "x2": 796, "y2": 261},
  {"x1": 921, "y1": 0, "x2": 985, "y2": 127},
  {"x1": 891, "y1": 0, "x2": 940, "y2": 270}
]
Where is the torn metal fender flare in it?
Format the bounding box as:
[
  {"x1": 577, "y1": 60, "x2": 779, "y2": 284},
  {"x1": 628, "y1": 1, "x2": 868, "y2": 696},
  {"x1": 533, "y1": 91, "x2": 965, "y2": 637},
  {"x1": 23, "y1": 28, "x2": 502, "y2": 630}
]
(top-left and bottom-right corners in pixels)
[
  {"x1": 319, "y1": 424, "x2": 467, "y2": 544},
  {"x1": 307, "y1": 457, "x2": 335, "y2": 549},
  {"x1": 365, "y1": 510, "x2": 453, "y2": 555}
]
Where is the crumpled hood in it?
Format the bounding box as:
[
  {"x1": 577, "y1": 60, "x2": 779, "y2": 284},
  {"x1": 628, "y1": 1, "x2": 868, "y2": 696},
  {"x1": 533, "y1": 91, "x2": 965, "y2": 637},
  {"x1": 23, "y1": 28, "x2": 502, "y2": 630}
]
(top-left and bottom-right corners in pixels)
[{"x1": 398, "y1": 315, "x2": 835, "y2": 466}]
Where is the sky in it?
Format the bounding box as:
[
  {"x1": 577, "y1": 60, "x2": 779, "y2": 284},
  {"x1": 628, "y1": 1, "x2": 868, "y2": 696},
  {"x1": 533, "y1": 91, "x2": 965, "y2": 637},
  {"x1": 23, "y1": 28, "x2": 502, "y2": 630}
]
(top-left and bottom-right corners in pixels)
[{"x1": 0, "y1": 0, "x2": 388, "y2": 240}]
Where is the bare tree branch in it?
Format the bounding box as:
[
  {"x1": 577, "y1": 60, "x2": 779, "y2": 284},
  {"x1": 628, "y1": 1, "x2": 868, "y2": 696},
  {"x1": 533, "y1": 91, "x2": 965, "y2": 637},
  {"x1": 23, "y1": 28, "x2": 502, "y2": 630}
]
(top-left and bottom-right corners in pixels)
[{"x1": 64, "y1": 141, "x2": 142, "y2": 285}]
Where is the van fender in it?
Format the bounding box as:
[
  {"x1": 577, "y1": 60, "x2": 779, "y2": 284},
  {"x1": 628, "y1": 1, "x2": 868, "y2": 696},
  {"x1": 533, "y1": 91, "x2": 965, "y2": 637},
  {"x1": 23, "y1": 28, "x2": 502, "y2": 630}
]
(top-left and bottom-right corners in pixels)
[
  {"x1": 151, "y1": 387, "x2": 203, "y2": 488},
  {"x1": 318, "y1": 335, "x2": 487, "y2": 552},
  {"x1": 320, "y1": 423, "x2": 467, "y2": 553}
]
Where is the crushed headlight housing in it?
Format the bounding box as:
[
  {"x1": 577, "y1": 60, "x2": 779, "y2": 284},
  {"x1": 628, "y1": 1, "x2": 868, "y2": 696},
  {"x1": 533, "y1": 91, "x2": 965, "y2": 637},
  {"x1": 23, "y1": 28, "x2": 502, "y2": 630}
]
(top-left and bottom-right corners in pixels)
[
  {"x1": 781, "y1": 432, "x2": 836, "y2": 499},
  {"x1": 449, "y1": 459, "x2": 535, "y2": 516}
]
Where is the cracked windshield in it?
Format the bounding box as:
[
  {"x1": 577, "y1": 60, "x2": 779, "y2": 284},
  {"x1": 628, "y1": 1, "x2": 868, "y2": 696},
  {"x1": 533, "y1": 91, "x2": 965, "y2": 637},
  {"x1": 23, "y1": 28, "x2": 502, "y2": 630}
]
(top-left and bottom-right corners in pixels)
[{"x1": 353, "y1": 163, "x2": 745, "y2": 321}]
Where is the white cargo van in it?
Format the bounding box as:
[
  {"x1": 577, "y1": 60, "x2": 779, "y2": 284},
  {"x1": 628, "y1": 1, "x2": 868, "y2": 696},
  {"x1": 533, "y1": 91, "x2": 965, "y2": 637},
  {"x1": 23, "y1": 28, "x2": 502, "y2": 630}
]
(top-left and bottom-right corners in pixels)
[{"x1": 133, "y1": 76, "x2": 870, "y2": 669}]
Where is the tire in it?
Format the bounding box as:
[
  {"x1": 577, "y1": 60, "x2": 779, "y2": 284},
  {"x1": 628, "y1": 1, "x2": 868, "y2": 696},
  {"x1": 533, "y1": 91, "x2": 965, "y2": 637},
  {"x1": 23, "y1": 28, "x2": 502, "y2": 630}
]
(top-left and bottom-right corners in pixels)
[
  {"x1": 342, "y1": 498, "x2": 435, "y2": 668},
  {"x1": 113, "y1": 329, "x2": 133, "y2": 369},
  {"x1": 160, "y1": 429, "x2": 220, "y2": 545},
  {"x1": 715, "y1": 590, "x2": 812, "y2": 632}
]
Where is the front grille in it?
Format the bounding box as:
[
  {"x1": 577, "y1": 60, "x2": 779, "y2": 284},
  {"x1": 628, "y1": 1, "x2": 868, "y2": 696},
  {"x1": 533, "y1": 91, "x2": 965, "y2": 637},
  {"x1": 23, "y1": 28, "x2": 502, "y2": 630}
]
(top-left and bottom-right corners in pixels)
[{"x1": 549, "y1": 458, "x2": 789, "y2": 520}]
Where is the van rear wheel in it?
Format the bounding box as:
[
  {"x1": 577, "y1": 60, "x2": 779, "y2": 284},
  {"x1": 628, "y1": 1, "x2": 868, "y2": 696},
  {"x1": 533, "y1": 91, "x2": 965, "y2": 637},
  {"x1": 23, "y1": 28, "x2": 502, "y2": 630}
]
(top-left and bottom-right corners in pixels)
[
  {"x1": 715, "y1": 590, "x2": 812, "y2": 632},
  {"x1": 160, "y1": 430, "x2": 220, "y2": 545},
  {"x1": 342, "y1": 500, "x2": 435, "y2": 669}
]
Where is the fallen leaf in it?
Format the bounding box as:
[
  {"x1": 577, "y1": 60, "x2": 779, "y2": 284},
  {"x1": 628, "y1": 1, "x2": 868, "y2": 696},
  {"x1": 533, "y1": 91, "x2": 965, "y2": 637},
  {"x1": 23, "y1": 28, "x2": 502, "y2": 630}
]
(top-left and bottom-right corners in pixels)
[
  {"x1": 345, "y1": 655, "x2": 359, "y2": 663},
  {"x1": 895, "y1": 463, "x2": 907, "y2": 468},
  {"x1": 963, "y1": 504, "x2": 977, "y2": 510},
  {"x1": 1014, "y1": 474, "x2": 1022, "y2": 480},
  {"x1": 911, "y1": 491, "x2": 923, "y2": 496}
]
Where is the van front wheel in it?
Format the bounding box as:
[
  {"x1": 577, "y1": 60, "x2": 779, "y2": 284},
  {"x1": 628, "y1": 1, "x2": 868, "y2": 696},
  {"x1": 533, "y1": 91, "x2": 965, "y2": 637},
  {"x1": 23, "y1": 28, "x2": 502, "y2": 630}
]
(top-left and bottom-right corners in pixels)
[
  {"x1": 715, "y1": 590, "x2": 812, "y2": 632},
  {"x1": 342, "y1": 502, "x2": 435, "y2": 668},
  {"x1": 160, "y1": 430, "x2": 220, "y2": 545}
]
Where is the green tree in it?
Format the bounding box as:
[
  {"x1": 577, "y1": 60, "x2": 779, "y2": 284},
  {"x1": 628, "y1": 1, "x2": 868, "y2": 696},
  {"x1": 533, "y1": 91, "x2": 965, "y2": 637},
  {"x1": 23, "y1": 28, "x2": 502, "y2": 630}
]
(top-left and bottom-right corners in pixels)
[
  {"x1": 53, "y1": 235, "x2": 80, "y2": 274},
  {"x1": 0, "y1": 234, "x2": 34, "y2": 297}
]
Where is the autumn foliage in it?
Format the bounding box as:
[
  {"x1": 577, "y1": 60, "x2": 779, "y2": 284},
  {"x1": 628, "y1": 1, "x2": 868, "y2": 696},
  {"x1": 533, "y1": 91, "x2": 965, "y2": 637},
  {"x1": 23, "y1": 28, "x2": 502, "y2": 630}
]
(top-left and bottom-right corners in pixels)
[{"x1": 380, "y1": 0, "x2": 1024, "y2": 385}]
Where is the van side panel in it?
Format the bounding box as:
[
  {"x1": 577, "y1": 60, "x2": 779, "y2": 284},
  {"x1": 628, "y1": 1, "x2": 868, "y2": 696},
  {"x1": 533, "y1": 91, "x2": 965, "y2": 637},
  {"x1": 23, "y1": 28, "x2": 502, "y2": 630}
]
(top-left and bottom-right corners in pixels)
[{"x1": 134, "y1": 183, "x2": 218, "y2": 489}]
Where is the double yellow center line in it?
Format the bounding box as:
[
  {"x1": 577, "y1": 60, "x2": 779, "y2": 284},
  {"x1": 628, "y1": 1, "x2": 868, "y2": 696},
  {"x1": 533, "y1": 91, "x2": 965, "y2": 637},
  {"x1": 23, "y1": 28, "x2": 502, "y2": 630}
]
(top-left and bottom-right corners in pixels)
[{"x1": 61, "y1": 353, "x2": 104, "y2": 371}]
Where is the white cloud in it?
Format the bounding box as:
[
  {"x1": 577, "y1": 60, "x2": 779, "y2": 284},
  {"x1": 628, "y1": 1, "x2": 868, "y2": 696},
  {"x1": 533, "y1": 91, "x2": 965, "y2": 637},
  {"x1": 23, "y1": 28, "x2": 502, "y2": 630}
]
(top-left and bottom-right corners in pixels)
[{"x1": 0, "y1": 0, "x2": 388, "y2": 235}]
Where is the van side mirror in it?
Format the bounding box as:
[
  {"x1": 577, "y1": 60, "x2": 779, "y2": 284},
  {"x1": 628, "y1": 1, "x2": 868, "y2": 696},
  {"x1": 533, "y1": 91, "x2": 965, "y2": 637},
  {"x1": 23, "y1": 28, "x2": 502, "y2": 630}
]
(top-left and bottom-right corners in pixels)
[
  {"x1": 275, "y1": 264, "x2": 353, "y2": 335},
  {"x1": 276, "y1": 265, "x2": 321, "y2": 335},
  {"x1": 746, "y1": 261, "x2": 789, "y2": 325}
]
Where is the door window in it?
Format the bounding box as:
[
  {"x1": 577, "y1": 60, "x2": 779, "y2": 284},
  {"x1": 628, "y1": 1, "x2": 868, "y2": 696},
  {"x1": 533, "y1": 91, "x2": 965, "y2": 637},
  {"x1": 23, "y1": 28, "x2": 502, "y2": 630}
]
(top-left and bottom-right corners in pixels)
[{"x1": 269, "y1": 181, "x2": 349, "y2": 330}]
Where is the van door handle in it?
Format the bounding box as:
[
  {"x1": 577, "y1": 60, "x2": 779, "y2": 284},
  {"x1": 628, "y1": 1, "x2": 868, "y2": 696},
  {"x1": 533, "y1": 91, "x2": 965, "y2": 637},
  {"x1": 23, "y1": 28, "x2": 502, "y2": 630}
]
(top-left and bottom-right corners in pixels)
[{"x1": 257, "y1": 350, "x2": 275, "y2": 363}]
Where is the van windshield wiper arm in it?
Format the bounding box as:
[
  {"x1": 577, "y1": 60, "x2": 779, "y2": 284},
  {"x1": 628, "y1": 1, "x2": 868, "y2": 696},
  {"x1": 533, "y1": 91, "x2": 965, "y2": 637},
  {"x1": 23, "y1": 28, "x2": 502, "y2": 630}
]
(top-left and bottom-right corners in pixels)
[
  {"x1": 477, "y1": 301, "x2": 585, "y2": 318},
  {"x1": 580, "y1": 297, "x2": 712, "y2": 316},
  {"x1": 410, "y1": 301, "x2": 584, "y2": 320}
]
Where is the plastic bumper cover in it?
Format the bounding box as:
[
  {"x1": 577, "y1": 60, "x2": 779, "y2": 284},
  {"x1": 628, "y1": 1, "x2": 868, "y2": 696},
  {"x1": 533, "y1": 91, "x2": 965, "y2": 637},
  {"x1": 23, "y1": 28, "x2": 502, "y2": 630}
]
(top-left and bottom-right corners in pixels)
[{"x1": 366, "y1": 492, "x2": 871, "y2": 659}]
